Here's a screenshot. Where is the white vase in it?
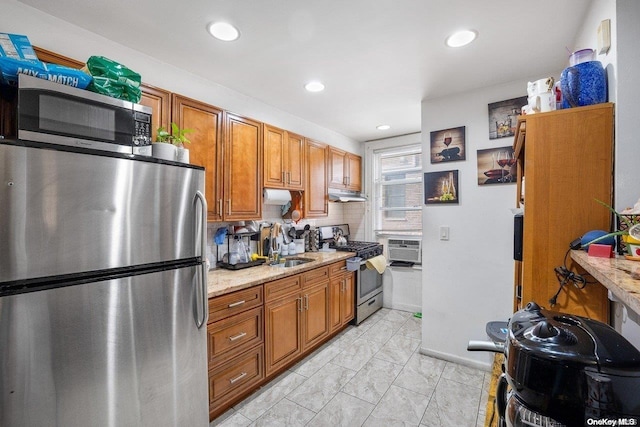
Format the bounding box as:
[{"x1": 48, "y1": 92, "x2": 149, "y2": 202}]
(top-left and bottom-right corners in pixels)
[
  {"x1": 176, "y1": 147, "x2": 190, "y2": 164},
  {"x1": 152, "y1": 142, "x2": 177, "y2": 161}
]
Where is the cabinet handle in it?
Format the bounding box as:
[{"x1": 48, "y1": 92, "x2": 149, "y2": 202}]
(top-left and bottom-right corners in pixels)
[
  {"x1": 218, "y1": 199, "x2": 223, "y2": 217},
  {"x1": 227, "y1": 199, "x2": 231, "y2": 216},
  {"x1": 304, "y1": 294, "x2": 309, "y2": 310},
  {"x1": 341, "y1": 279, "x2": 345, "y2": 292},
  {"x1": 229, "y1": 372, "x2": 247, "y2": 384},
  {"x1": 297, "y1": 297, "x2": 303, "y2": 312},
  {"x1": 282, "y1": 171, "x2": 286, "y2": 183},
  {"x1": 287, "y1": 171, "x2": 291, "y2": 184},
  {"x1": 228, "y1": 300, "x2": 245, "y2": 308},
  {"x1": 340, "y1": 266, "x2": 347, "y2": 271},
  {"x1": 228, "y1": 332, "x2": 247, "y2": 342}
]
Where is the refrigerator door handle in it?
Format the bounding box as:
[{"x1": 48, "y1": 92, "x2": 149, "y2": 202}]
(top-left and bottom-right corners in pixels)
[{"x1": 195, "y1": 191, "x2": 208, "y2": 329}]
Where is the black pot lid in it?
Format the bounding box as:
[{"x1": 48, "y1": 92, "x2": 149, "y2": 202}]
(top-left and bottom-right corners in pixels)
[{"x1": 508, "y1": 302, "x2": 640, "y2": 369}]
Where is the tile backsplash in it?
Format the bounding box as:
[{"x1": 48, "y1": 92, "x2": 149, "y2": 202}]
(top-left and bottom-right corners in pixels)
[{"x1": 206, "y1": 201, "x2": 367, "y2": 267}]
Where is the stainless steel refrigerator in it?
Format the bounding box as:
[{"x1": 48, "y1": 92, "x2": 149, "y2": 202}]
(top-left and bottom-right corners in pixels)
[{"x1": 0, "y1": 141, "x2": 209, "y2": 426}]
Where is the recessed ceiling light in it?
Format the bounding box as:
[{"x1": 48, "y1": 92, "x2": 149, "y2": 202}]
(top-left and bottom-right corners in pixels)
[
  {"x1": 376, "y1": 125, "x2": 391, "y2": 130},
  {"x1": 446, "y1": 30, "x2": 477, "y2": 48},
  {"x1": 207, "y1": 22, "x2": 240, "y2": 41},
  {"x1": 304, "y1": 81, "x2": 325, "y2": 92}
]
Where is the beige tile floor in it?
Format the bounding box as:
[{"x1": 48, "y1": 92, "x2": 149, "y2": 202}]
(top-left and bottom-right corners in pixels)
[{"x1": 211, "y1": 308, "x2": 490, "y2": 427}]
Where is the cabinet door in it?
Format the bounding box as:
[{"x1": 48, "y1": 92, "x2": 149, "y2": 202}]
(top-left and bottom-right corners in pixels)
[
  {"x1": 329, "y1": 276, "x2": 342, "y2": 332},
  {"x1": 518, "y1": 104, "x2": 613, "y2": 322},
  {"x1": 172, "y1": 95, "x2": 223, "y2": 221},
  {"x1": 328, "y1": 147, "x2": 346, "y2": 188},
  {"x1": 345, "y1": 153, "x2": 362, "y2": 192},
  {"x1": 302, "y1": 281, "x2": 329, "y2": 351},
  {"x1": 305, "y1": 139, "x2": 328, "y2": 217},
  {"x1": 265, "y1": 293, "x2": 301, "y2": 376},
  {"x1": 34, "y1": 46, "x2": 83, "y2": 68},
  {"x1": 263, "y1": 124, "x2": 286, "y2": 188},
  {"x1": 139, "y1": 84, "x2": 171, "y2": 142},
  {"x1": 286, "y1": 132, "x2": 305, "y2": 190},
  {"x1": 341, "y1": 272, "x2": 355, "y2": 324},
  {"x1": 224, "y1": 113, "x2": 262, "y2": 220}
]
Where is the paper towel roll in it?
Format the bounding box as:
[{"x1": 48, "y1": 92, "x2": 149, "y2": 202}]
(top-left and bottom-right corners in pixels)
[{"x1": 263, "y1": 189, "x2": 292, "y2": 205}]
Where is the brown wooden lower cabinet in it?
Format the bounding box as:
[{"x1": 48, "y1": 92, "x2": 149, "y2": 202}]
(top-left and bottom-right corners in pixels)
[
  {"x1": 301, "y1": 280, "x2": 330, "y2": 350},
  {"x1": 208, "y1": 345, "x2": 264, "y2": 417},
  {"x1": 329, "y1": 260, "x2": 355, "y2": 331},
  {"x1": 264, "y1": 290, "x2": 303, "y2": 376},
  {"x1": 208, "y1": 261, "x2": 354, "y2": 422}
]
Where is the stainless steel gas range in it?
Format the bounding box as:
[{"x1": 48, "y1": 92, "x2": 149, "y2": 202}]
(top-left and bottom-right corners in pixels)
[{"x1": 319, "y1": 225, "x2": 384, "y2": 324}]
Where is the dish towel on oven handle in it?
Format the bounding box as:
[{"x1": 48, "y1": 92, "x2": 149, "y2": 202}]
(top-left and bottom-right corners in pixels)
[{"x1": 366, "y1": 255, "x2": 388, "y2": 274}]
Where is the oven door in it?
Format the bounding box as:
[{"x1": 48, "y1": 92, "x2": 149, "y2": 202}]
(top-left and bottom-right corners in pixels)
[{"x1": 357, "y1": 262, "x2": 383, "y2": 305}]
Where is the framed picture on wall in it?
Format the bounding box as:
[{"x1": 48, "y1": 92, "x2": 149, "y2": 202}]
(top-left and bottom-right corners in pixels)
[
  {"x1": 424, "y1": 170, "x2": 459, "y2": 204},
  {"x1": 488, "y1": 96, "x2": 527, "y2": 139},
  {"x1": 477, "y1": 146, "x2": 516, "y2": 185},
  {"x1": 430, "y1": 126, "x2": 466, "y2": 163}
]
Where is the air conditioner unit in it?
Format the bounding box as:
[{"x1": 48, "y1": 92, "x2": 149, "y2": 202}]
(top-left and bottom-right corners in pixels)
[{"x1": 387, "y1": 238, "x2": 421, "y2": 264}]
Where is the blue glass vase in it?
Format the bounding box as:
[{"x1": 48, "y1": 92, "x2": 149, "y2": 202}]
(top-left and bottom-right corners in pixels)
[{"x1": 560, "y1": 61, "x2": 607, "y2": 108}]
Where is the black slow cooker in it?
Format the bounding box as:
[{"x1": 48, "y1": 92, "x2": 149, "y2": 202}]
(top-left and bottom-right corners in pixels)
[{"x1": 504, "y1": 302, "x2": 640, "y2": 427}]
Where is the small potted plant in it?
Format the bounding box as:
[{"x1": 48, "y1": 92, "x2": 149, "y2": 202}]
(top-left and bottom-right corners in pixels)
[
  {"x1": 585, "y1": 199, "x2": 640, "y2": 257},
  {"x1": 152, "y1": 122, "x2": 193, "y2": 162}
]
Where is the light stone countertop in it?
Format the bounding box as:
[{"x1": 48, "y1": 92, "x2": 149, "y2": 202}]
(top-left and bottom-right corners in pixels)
[
  {"x1": 571, "y1": 249, "x2": 640, "y2": 315},
  {"x1": 206, "y1": 251, "x2": 356, "y2": 298}
]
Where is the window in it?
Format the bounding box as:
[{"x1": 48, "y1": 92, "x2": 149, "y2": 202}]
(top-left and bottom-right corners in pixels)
[{"x1": 373, "y1": 144, "x2": 422, "y2": 233}]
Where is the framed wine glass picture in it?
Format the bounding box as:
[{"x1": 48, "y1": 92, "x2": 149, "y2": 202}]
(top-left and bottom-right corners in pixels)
[
  {"x1": 424, "y1": 170, "x2": 459, "y2": 204},
  {"x1": 430, "y1": 126, "x2": 466, "y2": 164},
  {"x1": 477, "y1": 146, "x2": 516, "y2": 185}
]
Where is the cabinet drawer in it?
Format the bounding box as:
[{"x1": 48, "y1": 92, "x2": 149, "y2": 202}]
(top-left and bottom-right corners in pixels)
[
  {"x1": 208, "y1": 306, "x2": 263, "y2": 369},
  {"x1": 302, "y1": 266, "x2": 329, "y2": 287},
  {"x1": 264, "y1": 275, "x2": 301, "y2": 302},
  {"x1": 329, "y1": 260, "x2": 348, "y2": 277},
  {"x1": 209, "y1": 345, "x2": 264, "y2": 406},
  {"x1": 209, "y1": 286, "x2": 263, "y2": 323}
]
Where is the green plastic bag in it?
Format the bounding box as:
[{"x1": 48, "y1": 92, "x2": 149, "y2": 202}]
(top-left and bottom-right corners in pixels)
[{"x1": 84, "y1": 56, "x2": 141, "y2": 102}]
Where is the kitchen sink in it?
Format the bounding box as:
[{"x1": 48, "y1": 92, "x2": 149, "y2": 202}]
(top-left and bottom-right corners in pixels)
[{"x1": 283, "y1": 257, "x2": 314, "y2": 267}]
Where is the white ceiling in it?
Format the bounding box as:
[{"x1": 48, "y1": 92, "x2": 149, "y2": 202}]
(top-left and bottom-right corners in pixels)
[{"x1": 19, "y1": 0, "x2": 592, "y2": 142}]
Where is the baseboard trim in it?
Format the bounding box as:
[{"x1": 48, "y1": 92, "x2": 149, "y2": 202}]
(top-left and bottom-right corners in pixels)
[
  {"x1": 419, "y1": 346, "x2": 492, "y2": 372},
  {"x1": 383, "y1": 302, "x2": 421, "y2": 313}
]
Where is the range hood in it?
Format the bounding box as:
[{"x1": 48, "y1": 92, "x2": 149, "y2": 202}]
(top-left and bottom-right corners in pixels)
[{"x1": 328, "y1": 188, "x2": 367, "y2": 202}]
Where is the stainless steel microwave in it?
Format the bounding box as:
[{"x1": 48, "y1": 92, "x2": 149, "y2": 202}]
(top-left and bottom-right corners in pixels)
[{"x1": 15, "y1": 74, "x2": 152, "y2": 155}]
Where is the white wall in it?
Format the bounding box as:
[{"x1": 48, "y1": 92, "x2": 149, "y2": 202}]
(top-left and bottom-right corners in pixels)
[
  {"x1": 612, "y1": 0, "x2": 640, "y2": 347},
  {"x1": 0, "y1": 0, "x2": 360, "y2": 154},
  {"x1": 420, "y1": 80, "x2": 530, "y2": 369},
  {"x1": 573, "y1": 0, "x2": 640, "y2": 349}
]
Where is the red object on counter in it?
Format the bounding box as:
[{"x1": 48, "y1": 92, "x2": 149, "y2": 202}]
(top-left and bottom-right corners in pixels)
[{"x1": 587, "y1": 243, "x2": 614, "y2": 258}]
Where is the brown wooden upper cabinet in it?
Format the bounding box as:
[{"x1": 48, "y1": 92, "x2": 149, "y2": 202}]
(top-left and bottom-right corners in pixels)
[
  {"x1": 139, "y1": 85, "x2": 171, "y2": 142},
  {"x1": 263, "y1": 124, "x2": 304, "y2": 191},
  {"x1": 305, "y1": 139, "x2": 328, "y2": 218},
  {"x1": 328, "y1": 147, "x2": 362, "y2": 192},
  {"x1": 223, "y1": 113, "x2": 263, "y2": 221},
  {"x1": 171, "y1": 94, "x2": 223, "y2": 221},
  {"x1": 513, "y1": 103, "x2": 614, "y2": 323}
]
